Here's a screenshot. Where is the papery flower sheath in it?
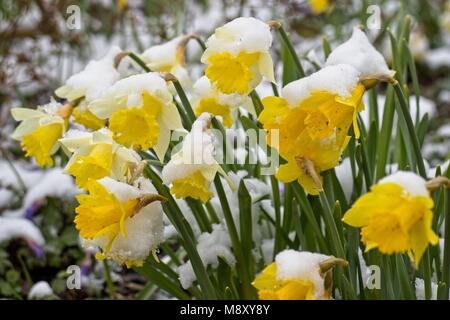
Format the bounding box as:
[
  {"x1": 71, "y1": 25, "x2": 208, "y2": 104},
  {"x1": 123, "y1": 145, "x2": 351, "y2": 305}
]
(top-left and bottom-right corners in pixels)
[{"x1": 201, "y1": 17, "x2": 275, "y2": 95}]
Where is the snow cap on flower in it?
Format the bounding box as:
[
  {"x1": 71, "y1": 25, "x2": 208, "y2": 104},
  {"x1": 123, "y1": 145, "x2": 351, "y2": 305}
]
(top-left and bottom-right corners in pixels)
[
  {"x1": 162, "y1": 113, "x2": 227, "y2": 202},
  {"x1": 77, "y1": 177, "x2": 164, "y2": 267},
  {"x1": 282, "y1": 64, "x2": 361, "y2": 107},
  {"x1": 140, "y1": 36, "x2": 192, "y2": 88},
  {"x1": 252, "y1": 249, "x2": 347, "y2": 300},
  {"x1": 56, "y1": 46, "x2": 122, "y2": 102},
  {"x1": 192, "y1": 76, "x2": 253, "y2": 127},
  {"x1": 88, "y1": 72, "x2": 182, "y2": 160},
  {"x1": 60, "y1": 128, "x2": 140, "y2": 189},
  {"x1": 11, "y1": 100, "x2": 72, "y2": 167},
  {"x1": 342, "y1": 171, "x2": 438, "y2": 268},
  {"x1": 326, "y1": 27, "x2": 394, "y2": 79},
  {"x1": 201, "y1": 17, "x2": 275, "y2": 95}
]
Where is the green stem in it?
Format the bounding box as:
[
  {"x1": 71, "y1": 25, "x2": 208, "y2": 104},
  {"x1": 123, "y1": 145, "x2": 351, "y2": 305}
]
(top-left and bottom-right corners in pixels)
[
  {"x1": 319, "y1": 191, "x2": 345, "y2": 259},
  {"x1": 213, "y1": 176, "x2": 255, "y2": 299},
  {"x1": 172, "y1": 80, "x2": 196, "y2": 125},
  {"x1": 103, "y1": 260, "x2": 116, "y2": 299},
  {"x1": 249, "y1": 90, "x2": 264, "y2": 117},
  {"x1": 128, "y1": 52, "x2": 151, "y2": 72}
]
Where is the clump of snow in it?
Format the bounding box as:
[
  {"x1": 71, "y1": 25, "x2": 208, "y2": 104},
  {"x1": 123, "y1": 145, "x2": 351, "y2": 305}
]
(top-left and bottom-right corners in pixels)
[
  {"x1": 162, "y1": 114, "x2": 216, "y2": 184},
  {"x1": 85, "y1": 177, "x2": 164, "y2": 265},
  {"x1": 56, "y1": 47, "x2": 122, "y2": 102},
  {"x1": 3, "y1": 167, "x2": 78, "y2": 218},
  {"x1": 334, "y1": 158, "x2": 354, "y2": 202},
  {"x1": 178, "y1": 224, "x2": 235, "y2": 289},
  {"x1": 326, "y1": 27, "x2": 392, "y2": 77},
  {"x1": 275, "y1": 250, "x2": 330, "y2": 299},
  {"x1": 378, "y1": 171, "x2": 428, "y2": 196},
  {"x1": 28, "y1": 281, "x2": 54, "y2": 299},
  {"x1": 282, "y1": 64, "x2": 360, "y2": 107},
  {"x1": 201, "y1": 17, "x2": 272, "y2": 59},
  {"x1": 0, "y1": 217, "x2": 44, "y2": 245},
  {"x1": 425, "y1": 47, "x2": 450, "y2": 70},
  {"x1": 140, "y1": 36, "x2": 185, "y2": 70},
  {"x1": 415, "y1": 278, "x2": 439, "y2": 300}
]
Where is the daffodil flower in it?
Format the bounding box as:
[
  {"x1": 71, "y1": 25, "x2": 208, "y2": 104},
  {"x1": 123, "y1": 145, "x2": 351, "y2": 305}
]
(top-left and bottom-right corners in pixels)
[
  {"x1": 88, "y1": 73, "x2": 182, "y2": 161},
  {"x1": 259, "y1": 64, "x2": 365, "y2": 194},
  {"x1": 11, "y1": 100, "x2": 73, "y2": 167},
  {"x1": 162, "y1": 113, "x2": 229, "y2": 203},
  {"x1": 76, "y1": 176, "x2": 165, "y2": 267},
  {"x1": 342, "y1": 171, "x2": 439, "y2": 268},
  {"x1": 55, "y1": 47, "x2": 123, "y2": 130},
  {"x1": 59, "y1": 129, "x2": 140, "y2": 189},
  {"x1": 201, "y1": 17, "x2": 275, "y2": 95},
  {"x1": 192, "y1": 76, "x2": 253, "y2": 127},
  {"x1": 140, "y1": 35, "x2": 192, "y2": 89},
  {"x1": 252, "y1": 249, "x2": 347, "y2": 300},
  {"x1": 309, "y1": 0, "x2": 330, "y2": 14}
]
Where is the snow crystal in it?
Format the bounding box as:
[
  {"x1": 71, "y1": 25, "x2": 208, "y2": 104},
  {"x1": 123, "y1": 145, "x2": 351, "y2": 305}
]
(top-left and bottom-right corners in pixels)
[
  {"x1": 282, "y1": 64, "x2": 360, "y2": 107},
  {"x1": 28, "y1": 281, "x2": 54, "y2": 299},
  {"x1": 0, "y1": 217, "x2": 44, "y2": 245},
  {"x1": 326, "y1": 27, "x2": 392, "y2": 77},
  {"x1": 379, "y1": 171, "x2": 428, "y2": 196}
]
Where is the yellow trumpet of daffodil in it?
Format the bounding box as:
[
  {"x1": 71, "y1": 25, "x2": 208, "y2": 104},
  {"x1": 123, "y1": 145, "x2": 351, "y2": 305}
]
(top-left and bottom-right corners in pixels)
[
  {"x1": 11, "y1": 100, "x2": 73, "y2": 167},
  {"x1": 88, "y1": 73, "x2": 182, "y2": 161},
  {"x1": 201, "y1": 17, "x2": 275, "y2": 95},
  {"x1": 342, "y1": 171, "x2": 439, "y2": 268},
  {"x1": 252, "y1": 249, "x2": 348, "y2": 300}
]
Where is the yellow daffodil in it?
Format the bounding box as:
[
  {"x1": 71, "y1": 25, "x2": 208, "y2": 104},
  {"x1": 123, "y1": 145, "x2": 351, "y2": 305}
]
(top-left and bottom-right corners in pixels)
[
  {"x1": 201, "y1": 17, "x2": 275, "y2": 95},
  {"x1": 342, "y1": 171, "x2": 439, "y2": 268},
  {"x1": 252, "y1": 250, "x2": 347, "y2": 300},
  {"x1": 76, "y1": 176, "x2": 165, "y2": 267},
  {"x1": 192, "y1": 76, "x2": 253, "y2": 127},
  {"x1": 259, "y1": 64, "x2": 365, "y2": 194},
  {"x1": 309, "y1": 0, "x2": 330, "y2": 14},
  {"x1": 140, "y1": 35, "x2": 192, "y2": 89},
  {"x1": 162, "y1": 113, "x2": 230, "y2": 203},
  {"x1": 88, "y1": 73, "x2": 182, "y2": 160},
  {"x1": 59, "y1": 129, "x2": 140, "y2": 189},
  {"x1": 11, "y1": 101, "x2": 73, "y2": 167},
  {"x1": 72, "y1": 101, "x2": 105, "y2": 130}
]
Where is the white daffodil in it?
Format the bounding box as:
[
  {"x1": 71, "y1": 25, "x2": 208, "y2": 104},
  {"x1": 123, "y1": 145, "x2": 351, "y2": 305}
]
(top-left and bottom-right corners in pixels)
[
  {"x1": 59, "y1": 129, "x2": 140, "y2": 189},
  {"x1": 140, "y1": 35, "x2": 192, "y2": 89},
  {"x1": 55, "y1": 46, "x2": 123, "y2": 130},
  {"x1": 88, "y1": 72, "x2": 182, "y2": 161},
  {"x1": 76, "y1": 176, "x2": 165, "y2": 268},
  {"x1": 11, "y1": 100, "x2": 72, "y2": 167},
  {"x1": 201, "y1": 17, "x2": 275, "y2": 95},
  {"x1": 192, "y1": 76, "x2": 253, "y2": 127},
  {"x1": 162, "y1": 113, "x2": 229, "y2": 203}
]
